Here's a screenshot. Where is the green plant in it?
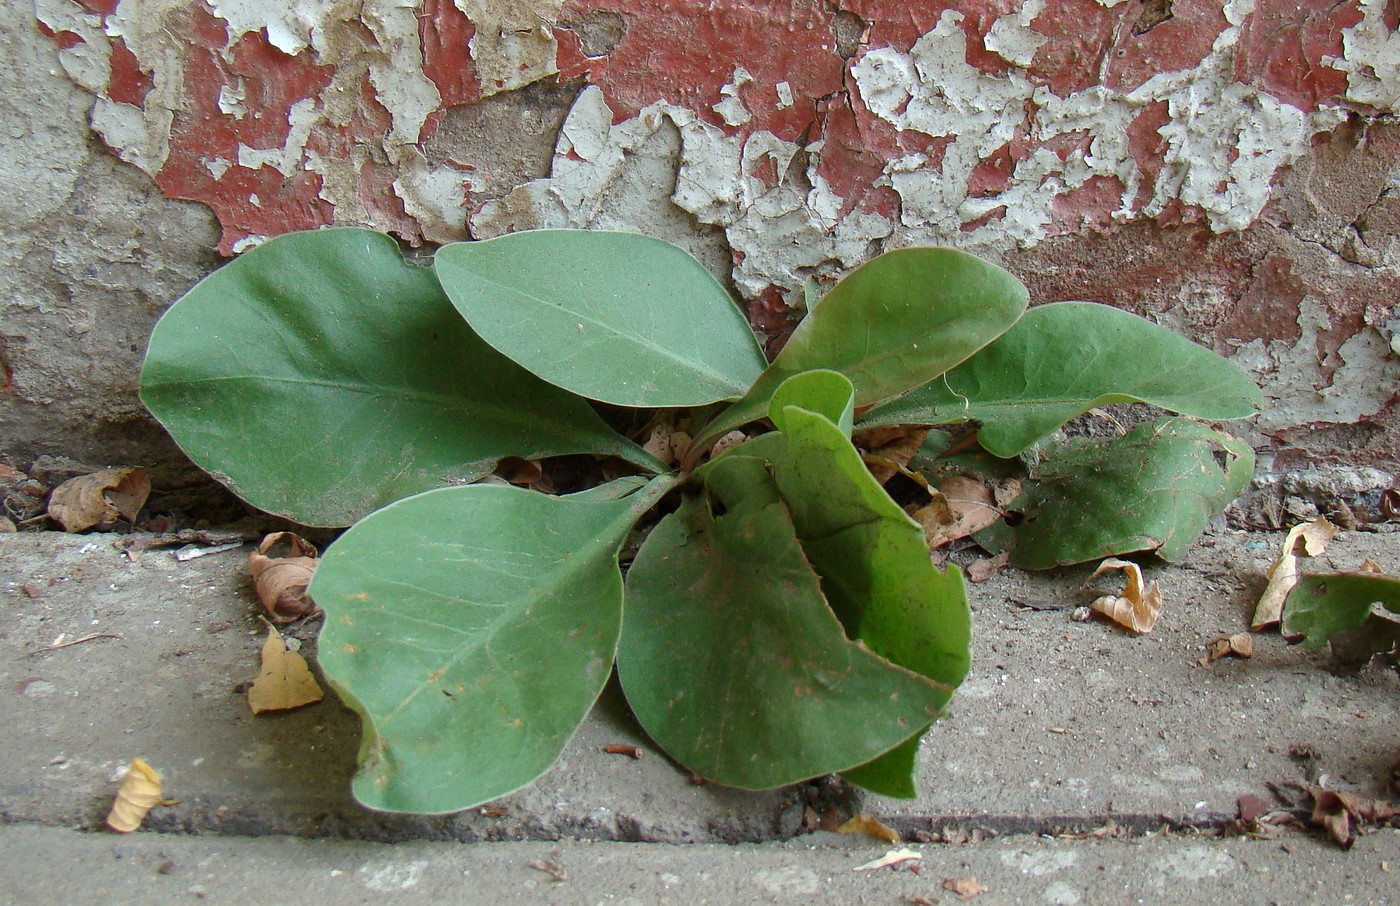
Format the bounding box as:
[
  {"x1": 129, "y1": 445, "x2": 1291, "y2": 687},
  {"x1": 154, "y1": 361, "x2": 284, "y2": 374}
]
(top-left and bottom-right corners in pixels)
[{"x1": 141, "y1": 227, "x2": 1261, "y2": 813}]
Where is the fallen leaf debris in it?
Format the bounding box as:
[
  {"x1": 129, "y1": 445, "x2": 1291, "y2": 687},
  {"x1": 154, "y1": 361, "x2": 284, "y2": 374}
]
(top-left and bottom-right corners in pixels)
[
  {"x1": 1251, "y1": 517, "x2": 1338, "y2": 630},
  {"x1": 1088, "y1": 558, "x2": 1163, "y2": 634},
  {"x1": 248, "y1": 532, "x2": 320, "y2": 622},
  {"x1": 247, "y1": 625, "x2": 325, "y2": 714},
  {"x1": 106, "y1": 758, "x2": 175, "y2": 832}
]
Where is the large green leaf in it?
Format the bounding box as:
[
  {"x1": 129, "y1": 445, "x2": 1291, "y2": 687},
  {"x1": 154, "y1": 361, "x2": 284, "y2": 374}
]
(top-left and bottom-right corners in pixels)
[
  {"x1": 617, "y1": 461, "x2": 948, "y2": 790},
  {"x1": 311, "y1": 476, "x2": 676, "y2": 813},
  {"x1": 977, "y1": 418, "x2": 1255, "y2": 568},
  {"x1": 692, "y1": 247, "x2": 1027, "y2": 449},
  {"x1": 141, "y1": 228, "x2": 661, "y2": 527},
  {"x1": 861, "y1": 302, "x2": 1264, "y2": 456},
  {"x1": 766, "y1": 395, "x2": 970, "y2": 797},
  {"x1": 433, "y1": 230, "x2": 767, "y2": 407},
  {"x1": 1282, "y1": 574, "x2": 1400, "y2": 648}
]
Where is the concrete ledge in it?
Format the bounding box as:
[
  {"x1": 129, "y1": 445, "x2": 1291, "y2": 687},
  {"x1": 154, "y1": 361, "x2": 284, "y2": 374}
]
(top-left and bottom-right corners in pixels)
[{"x1": 2, "y1": 529, "x2": 1396, "y2": 843}]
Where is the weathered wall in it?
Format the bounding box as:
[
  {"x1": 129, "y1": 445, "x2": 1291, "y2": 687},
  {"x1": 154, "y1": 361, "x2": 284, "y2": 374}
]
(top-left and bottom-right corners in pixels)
[{"x1": 6, "y1": 0, "x2": 1400, "y2": 519}]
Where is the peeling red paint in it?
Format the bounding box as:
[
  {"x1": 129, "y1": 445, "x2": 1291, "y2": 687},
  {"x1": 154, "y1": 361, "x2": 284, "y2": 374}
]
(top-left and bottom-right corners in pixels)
[
  {"x1": 1104, "y1": 0, "x2": 1228, "y2": 94},
  {"x1": 419, "y1": 0, "x2": 482, "y2": 109},
  {"x1": 37, "y1": 21, "x2": 84, "y2": 51},
  {"x1": 1024, "y1": 0, "x2": 1116, "y2": 96},
  {"x1": 556, "y1": 0, "x2": 846, "y2": 141},
  {"x1": 106, "y1": 38, "x2": 154, "y2": 107},
  {"x1": 1236, "y1": 0, "x2": 1363, "y2": 110},
  {"x1": 1047, "y1": 174, "x2": 1126, "y2": 235}
]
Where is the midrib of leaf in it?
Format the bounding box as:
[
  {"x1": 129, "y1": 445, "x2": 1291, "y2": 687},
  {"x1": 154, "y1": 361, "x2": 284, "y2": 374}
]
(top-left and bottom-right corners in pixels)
[{"x1": 462, "y1": 274, "x2": 751, "y2": 393}]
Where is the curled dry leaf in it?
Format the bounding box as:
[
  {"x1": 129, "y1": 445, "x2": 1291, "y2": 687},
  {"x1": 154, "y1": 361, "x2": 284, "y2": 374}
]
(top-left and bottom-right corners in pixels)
[
  {"x1": 642, "y1": 424, "x2": 692, "y2": 468},
  {"x1": 248, "y1": 532, "x2": 319, "y2": 622},
  {"x1": 248, "y1": 626, "x2": 325, "y2": 714},
  {"x1": 1202, "y1": 632, "x2": 1254, "y2": 665},
  {"x1": 966, "y1": 551, "x2": 1010, "y2": 584},
  {"x1": 856, "y1": 425, "x2": 929, "y2": 485},
  {"x1": 1307, "y1": 786, "x2": 1400, "y2": 848},
  {"x1": 493, "y1": 456, "x2": 553, "y2": 492},
  {"x1": 107, "y1": 757, "x2": 172, "y2": 832},
  {"x1": 1251, "y1": 517, "x2": 1338, "y2": 630},
  {"x1": 837, "y1": 814, "x2": 901, "y2": 844},
  {"x1": 47, "y1": 467, "x2": 150, "y2": 532},
  {"x1": 1089, "y1": 558, "x2": 1163, "y2": 634},
  {"x1": 0, "y1": 516, "x2": 14, "y2": 533},
  {"x1": 1360, "y1": 558, "x2": 1385, "y2": 575}
]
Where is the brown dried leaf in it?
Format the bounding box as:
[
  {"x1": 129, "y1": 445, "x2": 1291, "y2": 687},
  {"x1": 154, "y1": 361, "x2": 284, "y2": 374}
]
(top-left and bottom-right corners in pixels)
[
  {"x1": 248, "y1": 532, "x2": 319, "y2": 622},
  {"x1": 967, "y1": 551, "x2": 1010, "y2": 584},
  {"x1": 0, "y1": 516, "x2": 14, "y2": 533},
  {"x1": 492, "y1": 456, "x2": 553, "y2": 492},
  {"x1": 1205, "y1": 632, "x2": 1254, "y2": 663},
  {"x1": 247, "y1": 627, "x2": 324, "y2": 714},
  {"x1": 1251, "y1": 517, "x2": 1339, "y2": 630},
  {"x1": 1360, "y1": 558, "x2": 1385, "y2": 575},
  {"x1": 643, "y1": 425, "x2": 692, "y2": 468},
  {"x1": 1308, "y1": 786, "x2": 1400, "y2": 848},
  {"x1": 47, "y1": 467, "x2": 150, "y2": 532},
  {"x1": 918, "y1": 476, "x2": 1007, "y2": 549},
  {"x1": 853, "y1": 848, "x2": 921, "y2": 871},
  {"x1": 1089, "y1": 558, "x2": 1163, "y2": 634},
  {"x1": 943, "y1": 876, "x2": 986, "y2": 898},
  {"x1": 837, "y1": 814, "x2": 901, "y2": 844},
  {"x1": 106, "y1": 758, "x2": 169, "y2": 832},
  {"x1": 856, "y1": 425, "x2": 929, "y2": 484}
]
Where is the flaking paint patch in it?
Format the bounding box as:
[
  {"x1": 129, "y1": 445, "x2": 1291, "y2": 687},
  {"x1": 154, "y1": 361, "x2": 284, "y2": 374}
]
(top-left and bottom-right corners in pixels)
[
  {"x1": 37, "y1": 0, "x2": 1400, "y2": 282},
  {"x1": 1333, "y1": 0, "x2": 1400, "y2": 110},
  {"x1": 1232, "y1": 297, "x2": 1400, "y2": 436}
]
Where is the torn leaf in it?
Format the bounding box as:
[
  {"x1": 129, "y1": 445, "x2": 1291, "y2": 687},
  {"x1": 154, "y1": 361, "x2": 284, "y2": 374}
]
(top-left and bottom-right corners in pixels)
[
  {"x1": 856, "y1": 425, "x2": 929, "y2": 485},
  {"x1": 1250, "y1": 517, "x2": 1338, "y2": 630},
  {"x1": 837, "y1": 814, "x2": 901, "y2": 844},
  {"x1": 48, "y1": 467, "x2": 150, "y2": 532},
  {"x1": 106, "y1": 758, "x2": 170, "y2": 832},
  {"x1": 248, "y1": 627, "x2": 325, "y2": 714},
  {"x1": 248, "y1": 532, "x2": 320, "y2": 622},
  {"x1": 1089, "y1": 559, "x2": 1163, "y2": 634}
]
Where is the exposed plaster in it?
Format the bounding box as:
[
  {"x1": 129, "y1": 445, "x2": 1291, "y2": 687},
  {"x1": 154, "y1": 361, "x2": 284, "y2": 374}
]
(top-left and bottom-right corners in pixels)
[{"x1": 1233, "y1": 296, "x2": 1400, "y2": 436}]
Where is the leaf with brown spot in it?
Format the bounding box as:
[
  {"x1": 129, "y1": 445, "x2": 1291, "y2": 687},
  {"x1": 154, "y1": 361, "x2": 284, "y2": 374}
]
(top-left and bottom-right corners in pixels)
[
  {"x1": 247, "y1": 627, "x2": 325, "y2": 714},
  {"x1": 837, "y1": 814, "x2": 901, "y2": 844},
  {"x1": 1089, "y1": 559, "x2": 1163, "y2": 634},
  {"x1": 48, "y1": 467, "x2": 150, "y2": 532},
  {"x1": 106, "y1": 758, "x2": 173, "y2": 832},
  {"x1": 249, "y1": 532, "x2": 320, "y2": 622},
  {"x1": 1250, "y1": 517, "x2": 1338, "y2": 630}
]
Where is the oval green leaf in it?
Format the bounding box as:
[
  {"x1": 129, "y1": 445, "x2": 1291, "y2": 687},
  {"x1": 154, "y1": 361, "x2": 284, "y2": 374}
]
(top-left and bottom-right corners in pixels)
[
  {"x1": 768, "y1": 369, "x2": 855, "y2": 435},
  {"x1": 977, "y1": 418, "x2": 1255, "y2": 568},
  {"x1": 141, "y1": 228, "x2": 660, "y2": 527},
  {"x1": 434, "y1": 230, "x2": 767, "y2": 407},
  {"x1": 311, "y1": 479, "x2": 673, "y2": 813},
  {"x1": 618, "y1": 467, "x2": 949, "y2": 790},
  {"x1": 1283, "y1": 574, "x2": 1400, "y2": 649},
  {"x1": 861, "y1": 302, "x2": 1264, "y2": 456},
  {"x1": 694, "y1": 247, "x2": 1027, "y2": 447}
]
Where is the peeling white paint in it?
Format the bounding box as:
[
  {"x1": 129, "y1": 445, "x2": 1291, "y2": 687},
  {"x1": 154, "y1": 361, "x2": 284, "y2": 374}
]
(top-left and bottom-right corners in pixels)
[
  {"x1": 206, "y1": 0, "x2": 322, "y2": 56},
  {"x1": 395, "y1": 155, "x2": 473, "y2": 241},
  {"x1": 236, "y1": 97, "x2": 317, "y2": 175},
  {"x1": 1332, "y1": 0, "x2": 1400, "y2": 111},
  {"x1": 713, "y1": 66, "x2": 755, "y2": 127},
  {"x1": 985, "y1": 0, "x2": 1047, "y2": 69},
  {"x1": 457, "y1": 0, "x2": 563, "y2": 97},
  {"x1": 1233, "y1": 297, "x2": 1400, "y2": 435},
  {"x1": 217, "y1": 79, "x2": 247, "y2": 118},
  {"x1": 775, "y1": 81, "x2": 793, "y2": 110}
]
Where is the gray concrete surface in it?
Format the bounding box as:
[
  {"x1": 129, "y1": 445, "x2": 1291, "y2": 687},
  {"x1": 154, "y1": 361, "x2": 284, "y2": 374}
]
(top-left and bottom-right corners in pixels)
[
  {"x1": 2, "y1": 527, "x2": 1398, "y2": 901},
  {"x1": 3, "y1": 823, "x2": 1398, "y2": 905}
]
